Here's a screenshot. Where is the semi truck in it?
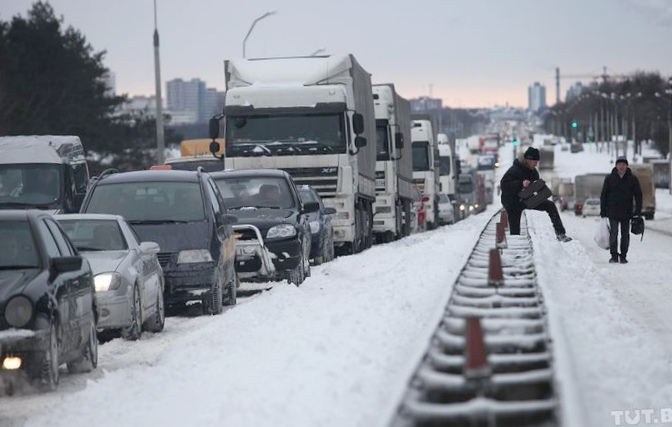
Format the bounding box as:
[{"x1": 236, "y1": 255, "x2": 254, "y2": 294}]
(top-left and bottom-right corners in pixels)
[
  {"x1": 411, "y1": 117, "x2": 440, "y2": 229},
  {"x1": 0, "y1": 135, "x2": 90, "y2": 213},
  {"x1": 208, "y1": 54, "x2": 377, "y2": 255},
  {"x1": 371, "y1": 83, "x2": 413, "y2": 242},
  {"x1": 629, "y1": 163, "x2": 656, "y2": 219},
  {"x1": 438, "y1": 133, "x2": 459, "y2": 221}
]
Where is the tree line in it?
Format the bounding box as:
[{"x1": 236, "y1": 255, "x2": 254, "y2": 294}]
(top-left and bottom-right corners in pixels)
[{"x1": 0, "y1": 1, "x2": 182, "y2": 173}]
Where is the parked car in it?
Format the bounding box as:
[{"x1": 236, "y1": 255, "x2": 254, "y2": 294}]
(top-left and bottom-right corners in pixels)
[
  {"x1": 582, "y1": 197, "x2": 601, "y2": 217},
  {"x1": 0, "y1": 210, "x2": 97, "y2": 391},
  {"x1": 55, "y1": 214, "x2": 165, "y2": 340},
  {"x1": 79, "y1": 169, "x2": 238, "y2": 315},
  {"x1": 298, "y1": 185, "x2": 336, "y2": 265},
  {"x1": 437, "y1": 193, "x2": 455, "y2": 225},
  {"x1": 210, "y1": 169, "x2": 317, "y2": 286}
]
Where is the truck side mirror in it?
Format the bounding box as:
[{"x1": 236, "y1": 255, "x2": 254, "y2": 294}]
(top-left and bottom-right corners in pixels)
[
  {"x1": 352, "y1": 113, "x2": 364, "y2": 135},
  {"x1": 395, "y1": 132, "x2": 404, "y2": 149},
  {"x1": 354, "y1": 136, "x2": 367, "y2": 148},
  {"x1": 209, "y1": 117, "x2": 220, "y2": 140}
]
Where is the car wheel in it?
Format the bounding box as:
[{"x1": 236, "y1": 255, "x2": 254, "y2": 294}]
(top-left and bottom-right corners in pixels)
[
  {"x1": 67, "y1": 316, "x2": 98, "y2": 374},
  {"x1": 143, "y1": 287, "x2": 165, "y2": 333},
  {"x1": 224, "y1": 272, "x2": 238, "y2": 306},
  {"x1": 121, "y1": 285, "x2": 142, "y2": 341},
  {"x1": 206, "y1": 273, "x2": 223, "y2": 315},
  {"x1": 303, "y1": 238, "x2": 311, "y2": 278},
  {"x1": 37, "y1": 321, "x2": 59, "y2": 391}
]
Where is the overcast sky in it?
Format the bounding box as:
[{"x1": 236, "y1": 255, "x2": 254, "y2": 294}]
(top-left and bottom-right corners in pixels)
[{"x1": 3, "y1": 0, "x2": 672, "y2": 108}]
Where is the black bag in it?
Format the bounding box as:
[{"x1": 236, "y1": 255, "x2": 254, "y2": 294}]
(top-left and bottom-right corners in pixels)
[
  {"x1": 518, "y1": 179, "x2": 553, "y2": 209},
  {"x1": 631, "y1": 216, "x2": 644, "y2": 240}
]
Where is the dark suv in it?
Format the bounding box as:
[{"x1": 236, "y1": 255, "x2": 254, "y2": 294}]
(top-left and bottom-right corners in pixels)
[
  {"x1": 209, "y1": 169, "x2": 318, "y2": 286},
  {"x1": 79, "y1": 169, "x2": 238, "y2": 314}
]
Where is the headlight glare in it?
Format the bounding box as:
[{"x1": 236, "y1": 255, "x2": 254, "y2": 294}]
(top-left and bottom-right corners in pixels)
[
  {"x1": 267, "y1": 224, "x2": 297, "y2": 239},
  {"x1": 94, "y1": 272, "x2": 123, "y2": 291},
  {"x1": 5, "y1": 296, "x2": 33, "y2": 328},
  {"x1": 177, "y1": 249, "x2": 213, "y2": 264}
]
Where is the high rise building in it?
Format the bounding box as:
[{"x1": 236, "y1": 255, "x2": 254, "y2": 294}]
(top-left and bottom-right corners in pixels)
[
  {"x1": 565, "y1": 82, "x2": 586, "y2": 103},
  {"x1": 166, "y1": 78, "x2": 224, "y2": 123},
  {"x1": 527, "y1": 82, "x2": 546, "y2": 112}
]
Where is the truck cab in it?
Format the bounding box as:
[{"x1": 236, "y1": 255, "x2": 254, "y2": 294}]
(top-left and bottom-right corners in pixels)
[{"x1": 0, "y1": 135, "x2": 89, "y2": 213}]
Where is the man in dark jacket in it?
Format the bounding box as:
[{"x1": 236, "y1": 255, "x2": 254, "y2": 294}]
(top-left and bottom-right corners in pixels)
[
  {"x1": 500, "y1": 146, "x2": 572, "y2": 242},
  {"x1": 600, "y1": 156, "x2": 642, "y2": 264}
]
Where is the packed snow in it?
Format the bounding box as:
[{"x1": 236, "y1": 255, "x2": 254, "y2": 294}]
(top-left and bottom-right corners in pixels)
[{"x1": 2, "y1": 140, "x2": 672, "y2": 427}]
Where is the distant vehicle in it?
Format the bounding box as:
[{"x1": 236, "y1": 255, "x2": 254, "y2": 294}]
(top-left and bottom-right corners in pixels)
[
  {"x1": 582, "y1": 197, "x2": 601, "y2": 217},
  {"x1": 0, "y1": 135, "x2": 90, "y2": 213},
  {"x1": 298, "y1": 185, "x2": 337, "y2": 265},
  {"x1": 629, "y1": 163, "x2": 656, "y2": 220},
  {"x1": 560, "y1": 196, "x2": 576, "y2": 212},
  {"x1": 570, "y1": 142, "x2": 584, "y2": 153},
  {"x1": 55, "y1": 214, "x2": 166, "y2": 340},
  {"x1": 210, "y1": 169, "x2": 317, "y2": 286},
  {"x1": 79, "y1": 169, "x2": 238, "y2": 314},
  {"x1": 0, "y1": 210, "x2": 97, "y2": 391},
  {"x1": 437, "y1": 193, "x2": 455, "y2": 225}
]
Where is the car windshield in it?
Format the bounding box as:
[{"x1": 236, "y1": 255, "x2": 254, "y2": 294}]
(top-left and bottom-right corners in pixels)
[
  {"x1": 0, "y1": 220, "x2": 39, "y2": 268},
  {"x1": 214, "y1": 176, "x2": 294, "y2": 210},
  {"x1": 58, "y1": 219, "x2": 127, "y2": 251},
  {"x1": 85, "y1": 181, "x2": 206, "y2": 222},
  {"x1": 438, "y1": 194, "x2": 449, "y2": 203}
]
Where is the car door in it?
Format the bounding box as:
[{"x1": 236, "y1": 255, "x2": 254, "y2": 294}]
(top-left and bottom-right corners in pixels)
[
  {"x1": 123, "y1": 220, "x2": 156, "y2": 317},
  {"x1": 44, "y1": 218, "x2": 92, "y2": 349}
]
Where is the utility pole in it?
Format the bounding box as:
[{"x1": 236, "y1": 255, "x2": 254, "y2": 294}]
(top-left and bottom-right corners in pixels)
[
  {"x1": 153, "y1": 0, "x2": 165, "y2": 165},
  {"x1": 555, "y1": 67, "x2": 560, "y2": 105}
]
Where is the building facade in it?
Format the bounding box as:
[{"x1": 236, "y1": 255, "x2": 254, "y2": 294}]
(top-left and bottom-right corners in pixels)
[{"x1": 528, "y1": 82, "x2": 546, "y2": 112}]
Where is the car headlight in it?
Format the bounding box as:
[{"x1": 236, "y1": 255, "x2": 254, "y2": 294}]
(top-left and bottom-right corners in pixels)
[
  {"x1": 177, "y1": 249, "x2": 213, "y2": 264},
  {"x1": 94, "y1": 272, "x2": 123, "y2": 292},
  {"x1": 459, "y1": 204, "x2": 466, "y2": 211},
  {"x1": 5, "y1": 296, "x2": 33, "y2": 328},
  {"x1": 309, "y1": 220, "x2": 321, "y2": 234},
  {"x1": 267, "y1": 224, "x2": 297, "y2": 239}
]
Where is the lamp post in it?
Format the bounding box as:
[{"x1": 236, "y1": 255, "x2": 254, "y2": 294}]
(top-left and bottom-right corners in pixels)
[
  {"x1": 242, "y1": 11, "x2": 277, "y2": 58},
  {"x1": 153, "y1": 0, "x2": 165, "y2": 165},
  {"x1": 309, "y1": 47, "x2": 326, "y2": 56}
]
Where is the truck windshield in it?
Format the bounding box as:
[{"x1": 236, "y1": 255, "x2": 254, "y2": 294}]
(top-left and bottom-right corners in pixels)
[
  {"x1": 375, "y1": 120, "x2": 391, "y2": 161},
  {"x1": 0, "y1": 163, "x2": 62, "y2": 208},
  {"x1": 412, "y1": 141, "x2": 430, "y2": 171},
  {"x1": 225, "y1": 113, "x2": 346, "y2": 156}
]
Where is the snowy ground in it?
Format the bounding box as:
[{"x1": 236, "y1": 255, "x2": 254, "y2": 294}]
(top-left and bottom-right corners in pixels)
[{"x1": 2, "y1": 141, "x2": 672, "y2": 427}]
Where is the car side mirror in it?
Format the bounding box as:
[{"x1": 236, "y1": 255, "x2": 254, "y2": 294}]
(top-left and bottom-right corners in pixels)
[
  {"x1": 323, "y1": 207, "x2": 337, "y2": 215},
  {"x1": 139, "y1": 241, "x2": 160, "y2": 254},
  {"x1": 209, "y1": 117, "x2": 220, "y2": 140},
  {"x1": 302, "y1": 201, "x2": 320, "y2": 213},
  {"x1": 354, "y1": 136, "x2": 367, "y2": 148},
  {"x1": 394, "y1": 132, "x2": 404, "y2": 149},
  {"x1": 52, "y1": 256, "x2": 82, "y2": 274},
  {"x1": 352, "y1": 113, "x2": 364, "y2": 135}
]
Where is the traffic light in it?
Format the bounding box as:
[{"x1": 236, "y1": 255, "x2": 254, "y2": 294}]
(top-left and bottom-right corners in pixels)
[
  {"x1": 572, "y1": 121, "x2": 578, "y2": 128},
  {"x1": 513, "y1": 138, "x2": 518, "y2": 146}
]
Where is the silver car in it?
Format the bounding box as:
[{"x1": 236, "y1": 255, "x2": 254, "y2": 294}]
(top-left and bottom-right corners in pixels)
[
  {"x1": 437, "y1": 193, "x2": 456, "y2": 225},
  {"x1": 55, "y1": 214, "x2": 165, "y2": 340}
]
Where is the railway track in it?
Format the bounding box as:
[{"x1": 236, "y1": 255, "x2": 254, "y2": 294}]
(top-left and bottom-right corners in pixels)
[{"x1": 390, "y1": 209, "x2": 560, "y2": 427}]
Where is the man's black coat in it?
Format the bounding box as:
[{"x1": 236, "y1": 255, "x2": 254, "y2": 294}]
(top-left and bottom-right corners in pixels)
[
  {"x1": 500, "y1": 158, "x2": 539, "y2": 211},
  {"x1": 600, "y1": 167, "x2": 643, "y2": 220}
]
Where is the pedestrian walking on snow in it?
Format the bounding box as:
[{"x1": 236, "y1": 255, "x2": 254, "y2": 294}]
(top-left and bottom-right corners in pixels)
[
  {"x1": 600, "y1": 156, "x2": 642, "y2": 264},
  {"x1": 500, "y1": 146, "x2": 572, "y2": 242}
]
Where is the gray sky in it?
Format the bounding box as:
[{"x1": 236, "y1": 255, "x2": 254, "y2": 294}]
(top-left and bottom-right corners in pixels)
[{"x1": 3, "y1": 0, "x2": 672, "y2": 108}]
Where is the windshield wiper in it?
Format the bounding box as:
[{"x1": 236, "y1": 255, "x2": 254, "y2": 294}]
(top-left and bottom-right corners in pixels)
[
  {"x1": 0, "y1": 265, "x2": 38, "y2": 270},
  {"x1": 77, "y1": 247, "x2": 104, "y2": 252}
]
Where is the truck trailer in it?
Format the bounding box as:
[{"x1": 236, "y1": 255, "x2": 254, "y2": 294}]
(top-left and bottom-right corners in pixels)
[
  {"x1": 411, "y1": 117, "x2": 440, "y2": 229},
  {"x1": 209, "y1": 54, "x2": 377, "y2": 255}
]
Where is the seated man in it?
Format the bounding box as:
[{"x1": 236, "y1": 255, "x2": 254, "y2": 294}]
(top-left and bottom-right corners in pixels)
[{"x1": 256, "y1": 184, "x2": 283, "y2": 206}]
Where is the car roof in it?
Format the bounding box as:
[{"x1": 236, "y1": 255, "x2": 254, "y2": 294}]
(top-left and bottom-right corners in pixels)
[
  {"x1": 0, "y1": 209, "x2": 46, "y2": 221},
  {"x1": 209, "y1": 168, "x2": 290, "y2": 180},
  {"x1": 94, "y1": 170, "x2": 203, "y2": 185},
  {"x1": 54, "y1": 213, "x2": 124, "y2": 221}
]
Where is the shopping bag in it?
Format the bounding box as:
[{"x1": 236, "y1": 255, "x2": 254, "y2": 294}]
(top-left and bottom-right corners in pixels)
[
  {"x1": 631, "y1": 216, "x2": 644, "y2": 241},
  {"x1": 518, "y1": 179, "x2": 553, "y2": 209},
  {"x1": 593, "y1": 218, "x2": 610, "y2": 250}
]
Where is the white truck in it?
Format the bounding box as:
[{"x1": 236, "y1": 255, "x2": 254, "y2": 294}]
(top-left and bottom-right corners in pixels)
[
  {"x1": 371, "y1": 84, "x2": 413, "y2": 243},
  {"x1": 411, "y1": 118, "x2": 440, "y2": 229},
  {"x1": 437, "y1": 133, "x2": 459, "y2": 220},
  {"x1": 208, "y1": 54, "x2": 377, "y2": 255}
]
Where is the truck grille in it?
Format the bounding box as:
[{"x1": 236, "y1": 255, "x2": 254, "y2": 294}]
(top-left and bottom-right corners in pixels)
[{"x1": 282, "y1": 167, "x2": 338, "y2": 198}]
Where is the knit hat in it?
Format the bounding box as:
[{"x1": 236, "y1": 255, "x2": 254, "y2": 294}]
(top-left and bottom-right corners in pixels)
[
  {"x1": 524, "y1": 147, "x2": 540, "y2": 160},
  {"x1": 615, "y1": 156, "x2": 628, "y2": 165}
]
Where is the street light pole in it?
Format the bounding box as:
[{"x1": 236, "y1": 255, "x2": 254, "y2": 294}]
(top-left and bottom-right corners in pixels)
[
  {"x1": 242, "y1": 11, "x2": 277, "y2": 58},
  {"x1": 153, "y1": 0, "x2": 165, "y2": 165}
]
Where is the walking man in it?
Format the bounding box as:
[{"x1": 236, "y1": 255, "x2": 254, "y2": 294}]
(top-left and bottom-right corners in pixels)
[
  {"x1": 500, "y1": 146, "x2": 572, "y2": 242},
  {"x1": 600, "y1": 156, "x2": 642, "y2": 264}
]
